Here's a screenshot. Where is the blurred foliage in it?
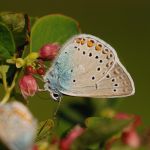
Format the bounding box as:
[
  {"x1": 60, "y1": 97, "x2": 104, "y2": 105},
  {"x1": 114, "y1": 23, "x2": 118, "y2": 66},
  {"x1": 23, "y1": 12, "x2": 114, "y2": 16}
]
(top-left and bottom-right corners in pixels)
[
  {"x1": 0, "y1": 23, "x2": 15, "y2": 60},
  {"x1": 36, "y1": 119, "x2": 54, "y2": 143},
  {"x1": 71, "y1": 117, "x2": 131, "y2": 150},
  {"x1": 0, "y1": 11, "x2": 149, "y2": 150},
  {"x1": 0, "y1": 12, "x2": 29, "y2": 49}
]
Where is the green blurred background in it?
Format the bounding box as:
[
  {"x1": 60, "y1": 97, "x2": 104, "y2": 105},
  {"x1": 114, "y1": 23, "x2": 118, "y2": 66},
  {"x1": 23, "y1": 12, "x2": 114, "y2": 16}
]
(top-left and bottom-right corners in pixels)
[{"x1": 0, "y1": 0, "x2": 149, "y2": 125}]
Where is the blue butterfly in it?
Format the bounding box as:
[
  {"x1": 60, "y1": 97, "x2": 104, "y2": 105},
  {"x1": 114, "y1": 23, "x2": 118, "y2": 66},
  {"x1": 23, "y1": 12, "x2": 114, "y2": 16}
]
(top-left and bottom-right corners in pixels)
[{"x1": 43, "y1": 34, "x2": 135, "y2": 101}]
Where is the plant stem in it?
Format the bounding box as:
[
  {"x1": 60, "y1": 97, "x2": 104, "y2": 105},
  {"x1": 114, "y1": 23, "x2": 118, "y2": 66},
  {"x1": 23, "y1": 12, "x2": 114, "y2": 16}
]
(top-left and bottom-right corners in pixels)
[
  {"x1": 1, "y1": 90, "x2": 10, "y2": 104},
  {"x1": 1, "y1": 72, "x2": 8, "y2": 91},
  {"x1": 1, "y1": 71, "x2": 19, "y2": 104}
]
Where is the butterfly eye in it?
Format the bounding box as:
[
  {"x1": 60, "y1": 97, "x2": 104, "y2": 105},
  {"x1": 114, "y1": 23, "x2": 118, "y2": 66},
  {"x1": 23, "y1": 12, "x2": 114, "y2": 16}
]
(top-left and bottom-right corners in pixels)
[
  {"x1": 53, "y1": 93, "x2": 59, "y2": 98},
  {"x1": 52, "y1": 93, "x2": 59, "y2": 101}
]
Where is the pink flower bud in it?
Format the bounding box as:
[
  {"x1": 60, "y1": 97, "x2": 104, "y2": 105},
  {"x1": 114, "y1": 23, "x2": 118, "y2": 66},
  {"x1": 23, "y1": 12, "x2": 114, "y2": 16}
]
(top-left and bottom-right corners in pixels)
[
  {"x1": 122, "y1": 129, "x2": 141, "y2": 148},
  {"x1": 115, "y1": 113, "x2": 142, "y2": 129},
  {"x1": 60, "y1": 125, "x2": 85, "y2": 150},
  {"x1": 114, "y1": 112, "x2": 141, "y2": 148},
  {"x1": 132, "y1": 115, "x2": 142, "y2": 129},
  {"x1": 114, "y1": 112, "x2": 130, "y2": 120},
  {"x1": 39, "y1": 43, "x2": 60, "y2": 60},
  {"x1": 19, "y1": 75, "x2": 38, "y2": 99}
]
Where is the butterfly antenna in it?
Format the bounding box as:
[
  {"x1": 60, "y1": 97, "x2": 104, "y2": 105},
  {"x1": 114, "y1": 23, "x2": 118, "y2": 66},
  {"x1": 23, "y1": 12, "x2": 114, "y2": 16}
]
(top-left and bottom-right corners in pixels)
[
  {"x1": 53, "y1": 98, "x2": 62, "y2": 120},
  {"x1": 33, "y1": 74, "x2": 44, "y2": 82}
]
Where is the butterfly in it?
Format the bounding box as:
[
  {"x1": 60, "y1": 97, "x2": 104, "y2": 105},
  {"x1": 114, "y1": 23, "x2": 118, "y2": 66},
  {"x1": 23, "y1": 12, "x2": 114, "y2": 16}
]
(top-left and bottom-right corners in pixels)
[{"x1": 43, "y1": 34, "x2": 135, "y2": 101}]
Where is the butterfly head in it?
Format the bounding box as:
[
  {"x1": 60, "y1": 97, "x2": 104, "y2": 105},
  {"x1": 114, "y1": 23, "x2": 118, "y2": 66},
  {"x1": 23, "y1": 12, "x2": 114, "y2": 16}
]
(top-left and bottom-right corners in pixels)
[
  {"x1": 51, "y1": 92, "x2": 62, "y2": 101},
  {"x1": 43, "y1": 71, "x2": 62, "y2": 101},
  {"x1": 44, "y1": 81, "x2": 62, "y2": 101}
]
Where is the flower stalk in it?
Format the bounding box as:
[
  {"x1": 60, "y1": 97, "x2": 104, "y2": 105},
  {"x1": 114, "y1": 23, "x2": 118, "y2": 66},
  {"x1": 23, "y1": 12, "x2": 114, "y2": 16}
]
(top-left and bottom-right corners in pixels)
[
  {"x1": 1, "y1": 71, "x2": 19, "y2": 104},
  {"x1": 1, "y1": 70, "x2": 8, "y2": 91}
]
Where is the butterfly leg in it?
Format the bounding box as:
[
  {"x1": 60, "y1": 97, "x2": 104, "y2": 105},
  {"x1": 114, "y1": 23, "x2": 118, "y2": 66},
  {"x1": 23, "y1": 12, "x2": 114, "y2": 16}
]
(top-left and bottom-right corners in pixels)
[{"x1": 38, "y1": 89, "x2": 47, "y2": 92}]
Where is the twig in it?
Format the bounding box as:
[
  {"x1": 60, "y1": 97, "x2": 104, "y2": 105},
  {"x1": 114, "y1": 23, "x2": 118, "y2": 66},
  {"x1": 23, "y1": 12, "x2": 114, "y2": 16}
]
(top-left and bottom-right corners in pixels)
[{"x1": 1, "y1": 71, "x2": 19, "y2": 104}]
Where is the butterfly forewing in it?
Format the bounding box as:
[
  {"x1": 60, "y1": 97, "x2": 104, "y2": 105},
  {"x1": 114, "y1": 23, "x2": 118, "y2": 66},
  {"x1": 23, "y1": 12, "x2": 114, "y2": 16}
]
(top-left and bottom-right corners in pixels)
[
  {"x1": 45, "y1": 34, "x2": 135, "y2": 98},
  {"x1": 57, "y1": 35, "x2": 116, "y2": 88}
]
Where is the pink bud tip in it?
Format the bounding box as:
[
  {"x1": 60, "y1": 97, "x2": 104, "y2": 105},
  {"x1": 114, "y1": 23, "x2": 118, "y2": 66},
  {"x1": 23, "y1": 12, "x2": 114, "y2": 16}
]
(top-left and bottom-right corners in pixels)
[
  {"x1": 122, "y1": 129, "x2": 141, "y2": 148},
  {"x1": 39, "y1": 43, "x2": 60, "y2": 60},
  {"x1": 114, "y1": 112, "x2": 130, "y2": 120},
  {"x1": 60, "y1": 125, "x2": 85, "y2": 150},
  {"x1": 19, "y1": 75, "x2": 38, "y2": 99}
]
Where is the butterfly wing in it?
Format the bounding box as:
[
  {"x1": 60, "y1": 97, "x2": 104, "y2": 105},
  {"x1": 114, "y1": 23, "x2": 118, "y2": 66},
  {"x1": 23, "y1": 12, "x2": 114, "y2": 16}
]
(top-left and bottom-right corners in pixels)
[
  {"x1": 60, "y1": 62, "x2": 135, "y2": 98},
  {"x1": 45, "y1": 34, "x2": 135, "y2": 98}
]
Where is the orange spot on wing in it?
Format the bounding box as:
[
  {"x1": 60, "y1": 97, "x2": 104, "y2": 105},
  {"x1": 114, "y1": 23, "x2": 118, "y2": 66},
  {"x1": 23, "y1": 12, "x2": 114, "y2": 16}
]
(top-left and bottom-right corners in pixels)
[
  {"x1": 81, "y1": 38, "x2": 86, "y2": 45},
  {"x1": 87, "y1": 40, "x2": 94, "y2": 47},
  {"x1": 95, "y1": 44, "x2": 102, "y2": 51},
  {"x1": 75, "y1": 38, "x2": 82, "y2": 44}
]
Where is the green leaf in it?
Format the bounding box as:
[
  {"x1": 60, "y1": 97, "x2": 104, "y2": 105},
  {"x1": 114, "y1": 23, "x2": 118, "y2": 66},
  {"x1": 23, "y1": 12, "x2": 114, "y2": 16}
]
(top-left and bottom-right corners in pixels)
[
  {"x1": 0, "y1": 22, "x2": 15, "y2": 59},
  {"x1": 31, "y1": 14, "x2": 80, "y2": 52},
  {"x1": 30, "y1": 16, "x2": 38, "y2": 29},
  {"x1": 0, "y1": 12, "x2": 29, "y2": 48},
  {"x1": 35, "y1": 119, "x2": 54, "y2": 143},
  {"x1": 0, "y1": 45, "x2": 11, "y2": 60},
  {"x1": 85, "y1": 117, "x2": 131, "y2": 131},
  {"x1": 71, "y1": 117, "x2": 131, "y2": 149}
]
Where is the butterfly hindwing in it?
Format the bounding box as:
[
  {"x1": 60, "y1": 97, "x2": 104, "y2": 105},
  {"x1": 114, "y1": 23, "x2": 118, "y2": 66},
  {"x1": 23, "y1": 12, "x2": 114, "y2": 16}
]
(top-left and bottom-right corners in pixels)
[{"x1": 59, "y1": 62, "x2": 135, "y2": 98}]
